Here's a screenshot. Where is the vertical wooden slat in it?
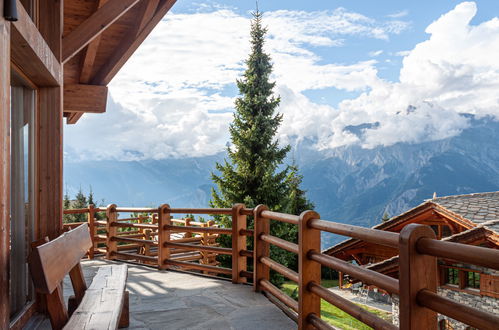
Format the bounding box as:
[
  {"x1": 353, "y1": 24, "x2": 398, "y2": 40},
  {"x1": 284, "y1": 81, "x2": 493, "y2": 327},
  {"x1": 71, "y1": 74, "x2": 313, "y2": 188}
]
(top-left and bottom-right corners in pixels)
[
  {"x1": 399, "y1": 224, "x2": 438, "y2": 329},
  {"x1": 106, "y1": 204, "x2": 118, "y2": 260},
  {"x1": 87, "y1": 204, "x2": 95, "y2": 259},
  {"x1": 232, "y1": 203, "x2": 247, "y2": 284},
  {"x1": 45, "y1": 284, "x2": 68, "y2": 330},
  {"x1": 253, "y1": 205, "x2": 269, "y2": 292},
  {"x1": 157, "y1": 204, "x2": 170, "y2": 270},
  {"x1": 38, "y1": 87, "x2": 63, "y2": 240},
  {"x1": 0, "y1": 3, "x2": 11, "y2": 326},
  {"x1": 298, "y1": 210, "x2": 321, "y2": 330}
]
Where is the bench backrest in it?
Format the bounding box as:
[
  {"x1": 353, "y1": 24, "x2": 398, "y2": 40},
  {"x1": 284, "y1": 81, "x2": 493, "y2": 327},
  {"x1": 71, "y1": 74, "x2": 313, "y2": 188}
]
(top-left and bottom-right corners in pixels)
[{"x1": 29, "y1": 223, "x2": 92, "y2": 294}]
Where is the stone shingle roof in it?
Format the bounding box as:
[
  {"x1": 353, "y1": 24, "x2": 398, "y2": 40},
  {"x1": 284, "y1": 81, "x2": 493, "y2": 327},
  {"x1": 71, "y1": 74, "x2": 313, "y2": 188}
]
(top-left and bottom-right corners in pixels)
[{"x1": 432, "y1": 191, "x2": 499, "y2": 225}]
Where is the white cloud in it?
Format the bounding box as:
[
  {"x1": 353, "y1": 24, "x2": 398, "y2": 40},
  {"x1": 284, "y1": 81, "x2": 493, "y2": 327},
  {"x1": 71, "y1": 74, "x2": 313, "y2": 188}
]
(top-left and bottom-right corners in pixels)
[
  {"x1": 369, "y1": 50, "x2": 383, "y2": 57},
  {"x1": 65, "y1": 2, "x2": 499, "y2": 160},
  {"x1": 387, "y1": 10, "x2": 409, "y2": 19}
]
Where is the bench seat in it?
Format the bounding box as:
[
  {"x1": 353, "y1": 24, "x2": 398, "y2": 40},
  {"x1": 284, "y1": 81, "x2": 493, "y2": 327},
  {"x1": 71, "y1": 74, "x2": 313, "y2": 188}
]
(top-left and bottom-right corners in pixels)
[{"x1": 64, "y1": 264, "x2": 128, "y2": 329}]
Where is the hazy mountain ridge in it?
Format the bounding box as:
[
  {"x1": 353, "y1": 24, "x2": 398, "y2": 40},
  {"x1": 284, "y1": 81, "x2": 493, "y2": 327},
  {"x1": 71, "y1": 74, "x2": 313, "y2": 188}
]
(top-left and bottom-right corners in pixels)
[{"x1": 65, "y1": 118, "x2": 499, "y2": 247}]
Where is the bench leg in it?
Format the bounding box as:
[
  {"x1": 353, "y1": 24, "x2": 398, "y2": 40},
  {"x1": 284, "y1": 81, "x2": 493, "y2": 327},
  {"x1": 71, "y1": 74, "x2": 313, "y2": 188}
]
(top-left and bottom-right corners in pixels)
[{"x1": 118, "y1": 290, "x2": 130, "y2": 328}]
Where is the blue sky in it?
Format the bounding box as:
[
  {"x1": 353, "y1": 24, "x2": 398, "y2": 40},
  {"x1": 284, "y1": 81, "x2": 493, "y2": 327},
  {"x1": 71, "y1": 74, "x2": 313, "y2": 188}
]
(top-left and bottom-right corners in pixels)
[{"x1": 65, "y1": 1, "x2": 499, "y2": 161}]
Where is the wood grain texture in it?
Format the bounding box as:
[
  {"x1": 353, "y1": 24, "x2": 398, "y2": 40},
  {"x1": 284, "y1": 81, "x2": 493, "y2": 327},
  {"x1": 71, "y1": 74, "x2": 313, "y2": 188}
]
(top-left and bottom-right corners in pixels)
[
  {"x1": 232, "y1": 203, "x2": 247, "y2": 284},
  {"x1": 157, "y1": 204, "x2": 171, "y2": 269},
  {"x1": 63, "y1": 264, "x2": 128, "y2": 330},
  {"x1": 398, "y1": 224, "x2": 438, "y2": 329},
  {"x1": 29, "y1": 224, "x2": 92, "y2": 294},
  {"x1": 92, "y1": 0, "x2": 177, "y2": 85},
  {"x1": 106, "y1": 204, "x2": 118, "y2": 260},
  {"x1": 11, "y1": 1, "x2": 61, "y2": 86},
  {"x1": 62, "y1": 0, "x2": 140, "y2": 63},
  {"x1": 38, "y1": 87, "x2": 63, "y2": 239},
  {"x1": 253, "y1": 205, "x2": 270, "y2": 292},
  {"x1": 64, "y1": 84, "x2": 108, "y2": 113},
  {"x1": 0, "y1": 5, "x2": 10, "y2": 328},
  {"x1": 298, "y1": 210, "x2": 321, "y2": 330}
]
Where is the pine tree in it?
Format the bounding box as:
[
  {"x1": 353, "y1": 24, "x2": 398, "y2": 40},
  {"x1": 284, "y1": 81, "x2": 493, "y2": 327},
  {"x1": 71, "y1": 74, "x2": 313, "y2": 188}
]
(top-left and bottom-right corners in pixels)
[
  {"x1": 73, "y1": 187, "x2": 88, "y2": 222},
  {"x1": 63, "y1": 191, "x2": 73, "y2": 223},
  {"x1": 210, "y1": 9, "x2": 312, "y2": 286}
]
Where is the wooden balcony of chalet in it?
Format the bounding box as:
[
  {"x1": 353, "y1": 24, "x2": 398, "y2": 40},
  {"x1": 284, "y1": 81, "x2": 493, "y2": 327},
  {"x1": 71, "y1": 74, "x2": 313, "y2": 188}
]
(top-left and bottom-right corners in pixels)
[{"x1": 25, "y1": 204, "x2": 499, "y2": 329}]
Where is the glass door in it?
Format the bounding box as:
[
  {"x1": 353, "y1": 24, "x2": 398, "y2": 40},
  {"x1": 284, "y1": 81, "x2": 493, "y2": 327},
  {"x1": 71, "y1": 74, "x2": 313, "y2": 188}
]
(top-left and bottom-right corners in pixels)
[{"x1": 9, "y1": 83, "x2": 36, "y2": 319}]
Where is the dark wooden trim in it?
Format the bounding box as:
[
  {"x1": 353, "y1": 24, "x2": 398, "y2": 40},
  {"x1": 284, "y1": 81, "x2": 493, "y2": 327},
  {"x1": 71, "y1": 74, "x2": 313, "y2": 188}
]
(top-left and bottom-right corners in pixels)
[
  {"x1": 63, "y1": 84, "x2": 108, "y2": 113},
  {"x1": 0, "y1": 4, "x2": 11, "y2": 327}
]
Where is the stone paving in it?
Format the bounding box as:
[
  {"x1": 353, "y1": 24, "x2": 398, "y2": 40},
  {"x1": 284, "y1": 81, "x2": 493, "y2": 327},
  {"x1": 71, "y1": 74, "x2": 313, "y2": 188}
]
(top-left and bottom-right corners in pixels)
[{"x1": 30, "y1": 259, "x2": 296, "y2": 330}]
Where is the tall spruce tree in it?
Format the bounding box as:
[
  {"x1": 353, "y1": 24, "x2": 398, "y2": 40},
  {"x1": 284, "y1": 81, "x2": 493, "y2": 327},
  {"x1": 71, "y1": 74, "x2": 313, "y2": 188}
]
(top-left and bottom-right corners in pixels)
[{"x1": 210, "y1": 9, "x2": 313, "y2": 285}]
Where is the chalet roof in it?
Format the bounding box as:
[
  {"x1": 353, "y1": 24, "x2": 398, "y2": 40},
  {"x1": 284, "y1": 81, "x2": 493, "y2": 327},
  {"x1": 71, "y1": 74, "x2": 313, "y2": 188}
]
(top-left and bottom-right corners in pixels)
[
  {"x1": 323, "y1": 191, "x2": 499, "y2": 256},
  {"x1": 365, "y1": 220, "x2": 499, "y2": 273},
  {"x1": 431, "y1": 191, "x2": 499, "y2": 226}
]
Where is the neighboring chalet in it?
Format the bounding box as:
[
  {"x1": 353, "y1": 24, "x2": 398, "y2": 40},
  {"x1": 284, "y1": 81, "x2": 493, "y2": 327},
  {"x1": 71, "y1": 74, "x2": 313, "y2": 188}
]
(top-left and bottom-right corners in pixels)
[
  {"x1": 0, "y1": 0, "x2": 176, "y2": 328},
  {"x1": 324, "y1": 192, "x2": 499, "y2": 329}
]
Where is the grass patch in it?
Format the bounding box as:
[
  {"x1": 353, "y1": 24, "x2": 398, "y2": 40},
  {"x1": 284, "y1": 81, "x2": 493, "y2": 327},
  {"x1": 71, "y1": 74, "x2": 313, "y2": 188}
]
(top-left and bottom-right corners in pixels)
[{"x1": 281, "y1": 281, "x2": 392, "y2": 330}]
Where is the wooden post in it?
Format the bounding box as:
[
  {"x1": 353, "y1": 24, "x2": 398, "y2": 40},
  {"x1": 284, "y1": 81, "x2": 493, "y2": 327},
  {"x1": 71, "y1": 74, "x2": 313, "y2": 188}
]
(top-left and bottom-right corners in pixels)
[
  {"x1": 201, "y1": 222, "x2": 209, "y2": 270},
  {"x1": 253, "y1": 205, "x2": 269, "y2": 292},
  {"x1": 298, "y1": 210, "x2": 321, "y2": 330},
  {"x1": 106, "y1": 204, "x2": 118, "y2": 260},
  {"x1": 232, "y1": 203, "x2": 247, "y2": 284},
  {"x1": 399, "y1": 224, "x2": 438, "y2": 329},
  {"x1": 184, "y1": 217, "x2": 192, "y2": 238},
  {"x1": 157, "y1": 204, "x2": 170, "y2": 270},
  {"x1": 88, "y1": 204, "x2": 95, "y2": 259},
  {"x1": 339, "y1": 271, "x2": 343, "y2": 289},
  {"x1": 0, "y1": 5, "x2": 11, "y2": 326}
]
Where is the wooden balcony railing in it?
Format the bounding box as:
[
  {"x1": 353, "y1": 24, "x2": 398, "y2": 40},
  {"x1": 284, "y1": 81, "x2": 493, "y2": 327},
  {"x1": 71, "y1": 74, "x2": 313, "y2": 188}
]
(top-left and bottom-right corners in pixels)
[{"x1": 63, "y1": 203, "x2": 499, "y2": 329}]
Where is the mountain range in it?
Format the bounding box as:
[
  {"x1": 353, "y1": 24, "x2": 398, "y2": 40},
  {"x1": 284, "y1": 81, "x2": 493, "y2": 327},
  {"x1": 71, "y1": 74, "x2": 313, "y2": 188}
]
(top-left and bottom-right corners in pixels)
[{"x1": 64, "y1": 117, "x2": 499, "y2": 248}]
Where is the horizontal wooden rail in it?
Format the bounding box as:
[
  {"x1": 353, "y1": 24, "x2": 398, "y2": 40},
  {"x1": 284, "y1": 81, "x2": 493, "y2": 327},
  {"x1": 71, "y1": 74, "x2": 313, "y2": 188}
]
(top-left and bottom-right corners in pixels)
[
  {"x1": 239, "y1": 250, "x2": 253, "y2": 258},
  {"x1": 307, "y1": 313, "x2": 333, "y2": 330},
  {"x1": 112, "y1": 236, "x2": 157, "y2": 245},
  {"x1": 112, "y1": 222, "x2": 158, "y2": 229},
  {"x1": 169, "y1": 208, "x2": 232, "y2": 215},
  {"x1": 164, "y1": 259, "x2": 232, "y2": 275},
  {"x1": 95, "y1": 220, "x2": 107, "y2": 226},
  {"x1": 417, "y1": 289, "x2": 499, "y2": 329},
  {"x1": 309, "y1": 219, "x2": 399, "y2": 248},
  {"x1": 239, "y1": 229, "x2": 254, "y2": 236},
  {"x1": 260, "y1": 210, "x2": 299, "y2": 225},
  {"x1": 117, "y1": 244, "x2": 141, "y2": 251},
  {"x1": 63, "y1": 209, "x2": 89, "y2": 214},
  {"x1": 165, "y1": 242, "x2": 232, "y2": 255},
  {"x1": 308, "y1": 252, "x2": 399, "y2": 294},
  {"x1": 259, "y1": 279, "x2": 298, "y2": 312},
  {"x1": 261, "y1": 234, "x2": 299, "y2": 254},
  {"x1": 240, "y1": 208, "x2": 254, "y2": 216},
  {"x1": 115, "y1": 207, "x2": 158, "y2": 213},
  {"x1": 62, "y1": 221, "x2": 87, "y2": 226},
  {"x1": 264, "y1": 291, "x2": 298, "y2": 323},
  {"x1": 260, "y1": 257, "x2": 299, "y2": 283},
  {"x1": 417, "y1": 238, "x2": 499, "y2": 270},
  {"x1": 112, "y1": 251, "x2": 157, "y2": 263},
  {"x1": 239, "y1": 270, "x2": 253, "y2": 278},
  {"x1": 309, "y1": 282, "x2": 397, "y2": 330},
  {"x1": 164, "y1": 224, "x2": 232, "y2": 235}
]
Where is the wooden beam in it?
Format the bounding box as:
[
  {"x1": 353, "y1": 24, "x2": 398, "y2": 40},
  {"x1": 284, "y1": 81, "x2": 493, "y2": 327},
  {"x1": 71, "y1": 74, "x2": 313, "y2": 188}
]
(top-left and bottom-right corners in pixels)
[
  {"x1": 10, "y1": 1, "x2": 61, "y2": 86},
  {"x1": 0, "y1": 3, "x2": 11, "y2": 327},
  {"x1": 64, "y1": 84, "x2": 108, "y2": 113},
  {"x1": 38, "y1": 0, "x2": 63, "y2": 60},
  {"x1": 92, "y1": 0, "x2": 177, "y2": 85},
  {"x1": 66, "y1": 112, "x2": 84, "y2": 125},
  {"x1": 62, "y1": 0, "x2": 140, "y2": 64},
  {"x1": 136, "y1": 0, "x2": 160, "y2": 37},
  {"x1": 79, "y1": 0, "x2": 109, "y2": 84}
]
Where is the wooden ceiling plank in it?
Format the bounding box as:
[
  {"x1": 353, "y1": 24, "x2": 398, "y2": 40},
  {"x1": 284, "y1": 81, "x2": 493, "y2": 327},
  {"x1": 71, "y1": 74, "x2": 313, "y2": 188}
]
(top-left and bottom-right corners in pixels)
[
  {"x1": 91, "y1": 0, "x2": 177, "y2": 85},
  {"x1": 62, "y1": 0, "x2": 140, "y2": 64}
]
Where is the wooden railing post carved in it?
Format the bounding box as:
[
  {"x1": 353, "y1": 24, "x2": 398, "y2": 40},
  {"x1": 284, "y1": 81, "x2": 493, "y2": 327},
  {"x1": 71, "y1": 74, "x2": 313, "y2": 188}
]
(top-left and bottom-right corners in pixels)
[
  {"x1": 88, "y1": 204, "x2": 95, "y2": 259},
  {"x1": 298, "y1": 210, "x2": 321, "y2": 330},
  {"x1": 232, "y1": 203, "x2": 247, "y2": 284},
  {"x1": 253, "y1": 205, "x2": 269, "y2": 292},
  {"x1": 157, "y1": 204, "x2": 171, "y2": 270},
  {"x1": 399, "y1": 224, "x2": 438, "y2": 329},
  {"x1": 106, "y1": 204, "x2": 118, "y2": 260}
]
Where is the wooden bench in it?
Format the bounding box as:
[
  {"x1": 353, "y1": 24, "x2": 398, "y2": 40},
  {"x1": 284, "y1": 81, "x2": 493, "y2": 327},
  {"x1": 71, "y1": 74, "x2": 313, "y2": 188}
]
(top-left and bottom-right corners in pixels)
[{"x1": 29, "y1": 223, "x2": 129, "y2": 330}]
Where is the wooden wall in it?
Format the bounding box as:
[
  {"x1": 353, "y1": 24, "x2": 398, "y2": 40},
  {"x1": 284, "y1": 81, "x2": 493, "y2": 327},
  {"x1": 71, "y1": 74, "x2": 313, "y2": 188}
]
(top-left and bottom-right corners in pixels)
[{"x1": 0, "y1": 1, "x2": 11, "y2": 328}]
